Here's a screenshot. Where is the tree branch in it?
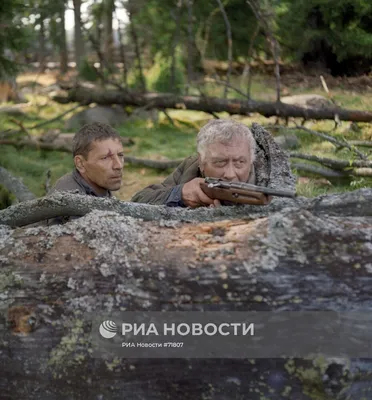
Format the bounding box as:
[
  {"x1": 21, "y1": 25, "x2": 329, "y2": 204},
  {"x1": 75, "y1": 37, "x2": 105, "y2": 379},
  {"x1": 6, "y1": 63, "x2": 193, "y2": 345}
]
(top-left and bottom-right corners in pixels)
[
  {"x1": 291, "y1": 162, "x2": 350, "y2": 178},
  {"x1": 290, "y1": 152, "x2": 372, "y2": 170},
  {"x1": 292, "y1": 123, "x2": 368, "y2": 160},
  {"x1": 0, "y1": 166, "x2": 36, "y2": 202}
]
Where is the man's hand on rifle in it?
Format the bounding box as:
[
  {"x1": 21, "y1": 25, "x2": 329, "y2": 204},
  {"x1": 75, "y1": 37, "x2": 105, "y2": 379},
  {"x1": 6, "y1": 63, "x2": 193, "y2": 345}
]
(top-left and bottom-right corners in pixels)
[{"x1": 182, "y1": 178, "x2": 218, "y2": 208}]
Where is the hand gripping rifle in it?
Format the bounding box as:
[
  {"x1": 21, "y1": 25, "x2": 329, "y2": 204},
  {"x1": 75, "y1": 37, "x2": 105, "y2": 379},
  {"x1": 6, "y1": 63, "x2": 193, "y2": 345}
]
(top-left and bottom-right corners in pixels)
[{"x1": 200, "y1": 177, "x2": 297, "y2": 205}]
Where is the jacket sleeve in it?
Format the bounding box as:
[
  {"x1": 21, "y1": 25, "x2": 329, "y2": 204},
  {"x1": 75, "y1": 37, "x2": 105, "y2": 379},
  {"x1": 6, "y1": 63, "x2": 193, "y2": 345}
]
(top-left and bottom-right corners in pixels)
[{"x1": 131, "y1": 160, "x2": 187, "y2": 205}]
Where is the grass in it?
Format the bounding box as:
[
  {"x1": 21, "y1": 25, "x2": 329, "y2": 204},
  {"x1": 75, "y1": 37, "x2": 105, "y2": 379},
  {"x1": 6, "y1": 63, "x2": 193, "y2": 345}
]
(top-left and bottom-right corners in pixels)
[{"x1": 0, "y1": 71, "x2": 371, "y2": 205}]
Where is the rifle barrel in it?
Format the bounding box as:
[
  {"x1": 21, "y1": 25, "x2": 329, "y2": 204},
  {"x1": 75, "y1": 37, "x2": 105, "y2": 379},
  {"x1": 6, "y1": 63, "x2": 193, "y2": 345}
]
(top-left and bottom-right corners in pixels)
[{"x1": 205, "y1": 178, "x2": 296, "y2": 199}]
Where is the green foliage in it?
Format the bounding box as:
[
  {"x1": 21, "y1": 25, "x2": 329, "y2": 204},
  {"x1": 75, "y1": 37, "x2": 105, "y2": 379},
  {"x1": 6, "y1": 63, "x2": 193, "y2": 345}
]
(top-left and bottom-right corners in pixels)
[
  {"x1": 0, "y1": 185, "x2": 14, "y2": 210},
  {"x1": 128, "y1": 0, "x2": 259, "y2": 69},
  {"x1": 0, "y1": 145, "x2": 73, "y2": 197},
  {"x1": 78, "y1": 59, "x2": 100, "y2": 82},
  {"x1": 278, "y1": 0, "x2": 372, "y2": 62},
  {"x1": 0, "y1": 0, "x2": 29, "y2": 78},
  {"x1": 147, "y1": 52, "x2": 185, "y2": 94}
]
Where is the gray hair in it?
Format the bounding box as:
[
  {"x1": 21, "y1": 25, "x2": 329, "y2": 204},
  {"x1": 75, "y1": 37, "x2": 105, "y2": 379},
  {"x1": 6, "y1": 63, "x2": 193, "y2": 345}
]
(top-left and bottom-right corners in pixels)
[{"x1": 197, "y1": 119, "x2": 256, "y2": 162}]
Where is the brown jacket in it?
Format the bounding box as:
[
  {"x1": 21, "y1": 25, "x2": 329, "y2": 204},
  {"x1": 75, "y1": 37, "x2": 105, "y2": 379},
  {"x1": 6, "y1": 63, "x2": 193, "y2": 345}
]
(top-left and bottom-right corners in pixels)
[{"x1": 131, "y1": 155, "x2": 255, "y2": 205}]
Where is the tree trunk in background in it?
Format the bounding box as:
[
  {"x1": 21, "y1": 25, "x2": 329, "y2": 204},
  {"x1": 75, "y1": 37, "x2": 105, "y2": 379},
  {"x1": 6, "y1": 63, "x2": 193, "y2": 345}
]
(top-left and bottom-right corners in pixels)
[
  {"x1": 127, "y1": 0, "x2": 146, "y2": 92},
  {"x1": 38, "y1": 13, "x2": 46, "y2": 73},
  {"x1": 73, "y1": 0, "x2": 85, "y2": 70},
  {"x1": 186, "y1": 0, "x2": 193, "y2": 94},
  {"x1": 103, "y1": 0, "x2": 115, "y2": 70},
  {"x1": 59, "y1": 0, "x2": 68, "y2": 74},
  {"x1": 117, "y1": 17, "x2": 128, "y2": 87}
]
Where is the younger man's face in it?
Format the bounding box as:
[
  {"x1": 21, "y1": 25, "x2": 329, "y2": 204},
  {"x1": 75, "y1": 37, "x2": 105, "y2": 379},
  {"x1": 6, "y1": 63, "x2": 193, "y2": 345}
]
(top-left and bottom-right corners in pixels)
[{"x1": 75, "y1": 138, "x2": 124, "y2": 195}]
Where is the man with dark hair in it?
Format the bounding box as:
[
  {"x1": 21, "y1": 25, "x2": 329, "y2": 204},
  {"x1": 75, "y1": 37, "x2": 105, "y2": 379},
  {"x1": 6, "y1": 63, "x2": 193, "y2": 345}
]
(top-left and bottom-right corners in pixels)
[{"x1": 49, "y1": 122, "x2": 124, "y2": 197}]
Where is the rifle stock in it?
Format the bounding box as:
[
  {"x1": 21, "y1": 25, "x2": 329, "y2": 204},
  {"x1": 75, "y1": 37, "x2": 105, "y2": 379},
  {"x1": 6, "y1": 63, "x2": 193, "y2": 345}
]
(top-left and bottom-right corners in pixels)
[{"x1": 200, "y1": 178, "x2": 296, "y2": 206}]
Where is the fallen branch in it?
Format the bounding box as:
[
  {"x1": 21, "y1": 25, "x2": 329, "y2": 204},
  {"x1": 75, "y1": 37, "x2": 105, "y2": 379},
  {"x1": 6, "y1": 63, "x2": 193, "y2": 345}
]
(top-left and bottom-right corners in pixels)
[
  {"x1": 291, "y1": 162, "x2": 350, "y2": 178},
  {"x1": 53, "y1": 84, "x2": 372, "y2": 123},
  {"x1": 353, "y1": 168, "x2": 372, "y2": 177},
  {"x1": 0, "y1": 166, "x2": 36, "y2": 202},
  {"x1": 349, "y1": 140, "x2": 372, "y2": 148},
  {"x1": 29, "y1": 104, "x2": 81, "y2": 130},
  {"x1": 0, "y1": 104, "x2": 81, "y2": 138},
  {"x1": 204, "y1": 77, "x2": 250, "y2": 99},
  {"x1": 267, "y1": 123, "x2": 369, "y2": 160},
  {"x1": 290, "y1": 152, "x2": 372, "y2": 170}
]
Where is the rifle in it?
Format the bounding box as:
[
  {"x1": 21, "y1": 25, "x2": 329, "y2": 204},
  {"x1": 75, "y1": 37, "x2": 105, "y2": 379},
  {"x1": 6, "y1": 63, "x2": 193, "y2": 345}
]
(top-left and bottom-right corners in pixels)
[{"x1": 200, "y1": 177, "x2": 296, "y2": 205}]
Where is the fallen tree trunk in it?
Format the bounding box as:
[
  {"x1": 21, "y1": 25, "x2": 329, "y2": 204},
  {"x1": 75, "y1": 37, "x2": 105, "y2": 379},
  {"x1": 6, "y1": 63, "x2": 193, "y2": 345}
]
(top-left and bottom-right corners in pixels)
[
  {"x1": 52, "y1": 84, "x2": 372, "y2": 123},
  {"x1": 1, "y1": 192, "x2": 372, "y2": 399}
]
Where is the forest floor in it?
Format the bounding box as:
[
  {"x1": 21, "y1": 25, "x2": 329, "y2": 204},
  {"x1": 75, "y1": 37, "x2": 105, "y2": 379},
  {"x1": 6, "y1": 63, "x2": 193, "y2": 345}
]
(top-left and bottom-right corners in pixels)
[{"x1": 0, "y1": 70, "x2": 371, "y2": 204}]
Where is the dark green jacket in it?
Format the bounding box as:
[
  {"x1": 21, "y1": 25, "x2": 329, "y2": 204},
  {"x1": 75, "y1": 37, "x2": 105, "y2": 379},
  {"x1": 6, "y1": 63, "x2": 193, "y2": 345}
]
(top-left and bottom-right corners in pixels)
[
  {"x1": 46, "y1": 169, "x2": 111, "y2": 224},
  {"x1": 48, "y1": 169, "x2": 112, "y2": 198},
  {"x1": 131, "y1": 155, "x2": 256, "y2": 205}
]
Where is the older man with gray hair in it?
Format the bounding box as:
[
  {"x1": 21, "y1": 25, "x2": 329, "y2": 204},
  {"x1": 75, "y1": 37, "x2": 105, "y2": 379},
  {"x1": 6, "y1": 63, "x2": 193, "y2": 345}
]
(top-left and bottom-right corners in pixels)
[{"x1": 131, "y1": 119, "x2": 262, "y2": 208}]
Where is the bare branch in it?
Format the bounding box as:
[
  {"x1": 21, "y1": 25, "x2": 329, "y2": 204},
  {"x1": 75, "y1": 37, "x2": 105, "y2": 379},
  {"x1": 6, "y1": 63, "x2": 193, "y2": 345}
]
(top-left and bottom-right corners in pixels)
[
  {"x1": 204, "y1": 77, "x2": 250, "y2": 99},
  {"x1": 348, "y1": 140, "x2": 372, "y2": 148},
  {"x1": 291, "y1": 162, "x2": 350, "y2": 178},
  {"x1": 0, "y1": 166, "x2": 36, "y2": 202},
  {"x1": 290, "y1": 152, "x2": 372, "y2": 170},
  {"x1": 292, "y1": 123, "x2": 368, "y2": 160}
]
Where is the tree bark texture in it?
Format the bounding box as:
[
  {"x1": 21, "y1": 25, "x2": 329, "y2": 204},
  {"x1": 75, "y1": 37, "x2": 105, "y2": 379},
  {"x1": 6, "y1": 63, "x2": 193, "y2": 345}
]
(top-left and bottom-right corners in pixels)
[
  {"x1": 1, "y1": 190, "x2": 372, "y2": 399},
  {"x1": 73, "y1": 0, "x2": 85, "y2": 70},
  {"x1": 53, "y1": 84, "x2": 372, "y2": 123},
  {"x1": 59, "y1": 2, "x2": 68, "y2": 74}
]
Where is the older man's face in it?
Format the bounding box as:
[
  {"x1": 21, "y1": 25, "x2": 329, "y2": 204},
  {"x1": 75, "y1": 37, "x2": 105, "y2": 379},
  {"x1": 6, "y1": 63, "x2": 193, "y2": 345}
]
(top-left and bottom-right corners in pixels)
[
  {"x1": 199, "y1": 136, "x2": 252, "y2": 182},
  {"x1": 76, "y1": 138, "x2": 124, "y2": 195}
]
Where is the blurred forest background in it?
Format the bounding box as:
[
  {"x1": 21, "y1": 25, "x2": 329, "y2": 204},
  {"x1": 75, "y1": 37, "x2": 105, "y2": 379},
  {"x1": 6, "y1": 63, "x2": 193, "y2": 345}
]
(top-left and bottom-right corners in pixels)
[{"x1": 0, "y1": 0, "x2": 371, "y2": 208}]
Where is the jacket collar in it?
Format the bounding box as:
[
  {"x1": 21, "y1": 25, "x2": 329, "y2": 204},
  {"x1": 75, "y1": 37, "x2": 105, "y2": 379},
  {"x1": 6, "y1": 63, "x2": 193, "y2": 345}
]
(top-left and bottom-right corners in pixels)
[{"x1": 73, "y1": 169, "x2": 112, "y2": 197}]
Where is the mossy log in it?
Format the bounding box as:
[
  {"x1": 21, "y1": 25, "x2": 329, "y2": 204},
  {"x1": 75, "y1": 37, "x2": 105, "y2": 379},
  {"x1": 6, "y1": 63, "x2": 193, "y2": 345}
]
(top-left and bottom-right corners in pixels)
[{"x1": 1, "y1": 190, "x2": 372, "y2": 399}]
